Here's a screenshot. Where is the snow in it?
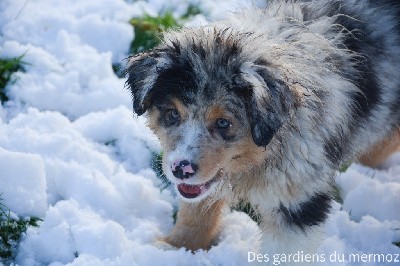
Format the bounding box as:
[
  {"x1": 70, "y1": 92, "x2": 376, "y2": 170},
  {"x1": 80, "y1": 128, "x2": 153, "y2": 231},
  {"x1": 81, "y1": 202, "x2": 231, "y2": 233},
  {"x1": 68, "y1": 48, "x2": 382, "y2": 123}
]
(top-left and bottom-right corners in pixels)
[
  {"x1": 0, "y1": 0, "x2": 399, "y2": 265},
  {"x1": 337, "y1": 165, "x2": 400, "y2": 222},
  {"x1": 0, "y1": 147, "x2": 47, "y2": 217}
]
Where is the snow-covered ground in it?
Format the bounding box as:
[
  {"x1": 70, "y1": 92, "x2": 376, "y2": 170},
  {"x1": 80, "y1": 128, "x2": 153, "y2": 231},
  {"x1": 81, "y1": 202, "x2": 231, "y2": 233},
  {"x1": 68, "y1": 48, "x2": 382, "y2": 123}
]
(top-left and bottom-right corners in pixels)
[{"x1": 0, "y1": 0, "x2": 399, "y2": 265}]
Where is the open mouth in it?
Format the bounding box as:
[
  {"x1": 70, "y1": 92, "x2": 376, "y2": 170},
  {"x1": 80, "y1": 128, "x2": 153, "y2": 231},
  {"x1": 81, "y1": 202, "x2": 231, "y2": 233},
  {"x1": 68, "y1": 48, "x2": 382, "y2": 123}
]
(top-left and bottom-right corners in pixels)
[{"x1": 176, "y1": 174, "x2": 221, "y2": 199}]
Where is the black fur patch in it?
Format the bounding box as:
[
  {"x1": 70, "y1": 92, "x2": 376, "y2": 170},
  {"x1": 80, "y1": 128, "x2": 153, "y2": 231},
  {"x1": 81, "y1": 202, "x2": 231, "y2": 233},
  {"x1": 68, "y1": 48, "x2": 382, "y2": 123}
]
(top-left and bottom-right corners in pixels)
[
  {"x1": 279, "y1": 193, "x2": 332, "y2": 230},
  {"x1": 126, "y1": 42, "x2": 200, "y2": 116},
  {"x1": 382, "y1": 1, "x2": 400, "y2": 124},
  {"x1": 393, "y1": 94, "x2": 400, "y2": 125},
  {"x1": 152, "y1": 59, "x2": 198, "y2": 106},
  {"x1": 323, "y1": 3, "x2": 389, "y2": 164},
  {"x1": 126, "y1": 55, "x2": 158, "y2": 115},
  {"x1": 334, "y1": 8, "x2": 382, "y2": 120},
  {"x1": 231, "y1": 65, "x2": 292, "y2": 147},
  {"x1": 339, "y1": 0, "x2": 400, "y2": 125},
  {"x1": 324, "y1": 125, "x2": 347, "y2": 167}
]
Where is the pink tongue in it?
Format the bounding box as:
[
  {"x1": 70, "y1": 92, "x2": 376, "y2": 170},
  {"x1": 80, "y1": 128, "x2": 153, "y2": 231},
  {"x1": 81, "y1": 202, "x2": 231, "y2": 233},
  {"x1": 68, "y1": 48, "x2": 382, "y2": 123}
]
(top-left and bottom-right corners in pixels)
[{"x1": 178, "y1": 184, "x2": 201, "y2": 195}]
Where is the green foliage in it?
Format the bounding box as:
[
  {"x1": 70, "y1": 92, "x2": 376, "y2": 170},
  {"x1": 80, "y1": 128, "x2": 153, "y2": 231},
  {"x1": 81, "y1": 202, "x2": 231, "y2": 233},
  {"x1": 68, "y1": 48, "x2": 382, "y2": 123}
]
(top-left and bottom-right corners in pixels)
[
  {"x1": 172, "y1": 209, "x2": 178, "y2": 224},
  {"x1": 112, "y1": 63, "x2": 125, "y2": 78},
  {"x1": 181, "y1": 4, "x2": 203, "y2": 19},
  {"x1": 339, "y1": 161, "x2": 352, "y2": 173},
  {"x1": 0, "y1": 55, "x2": 25, "y2": 103},
  {"x1": 334, "y1": 162, "x2": 350, "y2": 203},
  {"x1": 394, "y1": 241, "x2": 400, "y2": 249},
  {"x1": 118, "y1": 3, "x2": 204, "y2": 76},
  {"x1": 129, "y1": 12, "x2": 181, "y2": 54},
  {"x1": 128, "y1": 3, "x2": 205, "y2": 55},
  {"x1": 0, "y1": 196, "x2": 41, "y2": 260},
  {"x1": 332, "y1": 184, "x2": 343, "y2": 204},
  {"x1": 150, "y1": 152, "x2": 171, "y2": 190}
]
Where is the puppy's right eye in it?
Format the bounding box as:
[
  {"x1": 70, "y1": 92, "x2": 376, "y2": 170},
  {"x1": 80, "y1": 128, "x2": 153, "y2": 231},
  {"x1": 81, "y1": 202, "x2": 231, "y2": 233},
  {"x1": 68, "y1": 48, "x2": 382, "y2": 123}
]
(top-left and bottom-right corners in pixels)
[
  {"x1": 215, "y1": 118, "x2": 231, "y2": 130},
  {"x1": 165, "y1": 109, "x2": 180, "y2": 126}
]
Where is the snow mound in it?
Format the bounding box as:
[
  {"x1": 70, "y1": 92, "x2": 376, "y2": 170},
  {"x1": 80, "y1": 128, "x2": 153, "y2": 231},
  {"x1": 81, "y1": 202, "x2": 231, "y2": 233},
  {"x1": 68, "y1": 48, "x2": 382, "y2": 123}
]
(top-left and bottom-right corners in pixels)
[
  {"x1": 337, "y1": 163, "x2": 400, "y2": 222},
  {"x1": 0, "y1": 148, "x2": 47, "y2": 217}
]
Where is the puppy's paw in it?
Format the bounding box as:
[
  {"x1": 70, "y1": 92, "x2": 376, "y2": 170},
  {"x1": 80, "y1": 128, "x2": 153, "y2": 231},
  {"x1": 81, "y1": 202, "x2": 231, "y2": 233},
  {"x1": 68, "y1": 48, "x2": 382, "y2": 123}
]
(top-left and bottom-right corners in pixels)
[{"x1": 153, "y1": 238, "x2": 178, "y2": 251}]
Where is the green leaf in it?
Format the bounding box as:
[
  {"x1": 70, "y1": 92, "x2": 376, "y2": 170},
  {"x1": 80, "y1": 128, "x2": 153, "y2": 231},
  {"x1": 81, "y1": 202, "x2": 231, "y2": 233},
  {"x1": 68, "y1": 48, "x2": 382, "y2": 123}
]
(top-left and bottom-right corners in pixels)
[
  {"x1": 129, "y1": 12, "x2": 181, "y2": 54},
  {"x1": 0, "y1": 194, "x2": 41, "y2": 260},
  {"x1": 0, "y1": 54, "x2": 26, "y2": 103}
]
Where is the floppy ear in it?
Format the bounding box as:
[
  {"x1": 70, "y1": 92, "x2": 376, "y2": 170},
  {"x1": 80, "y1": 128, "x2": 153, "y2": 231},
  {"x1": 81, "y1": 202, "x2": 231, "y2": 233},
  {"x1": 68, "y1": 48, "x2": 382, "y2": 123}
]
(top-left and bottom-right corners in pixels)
[
  {"x1": 234, "y1": 62, "x2": 295, "y2": 147},
  {"x1": 126, "y1": 51, "x2": 171, "y2": 115}
]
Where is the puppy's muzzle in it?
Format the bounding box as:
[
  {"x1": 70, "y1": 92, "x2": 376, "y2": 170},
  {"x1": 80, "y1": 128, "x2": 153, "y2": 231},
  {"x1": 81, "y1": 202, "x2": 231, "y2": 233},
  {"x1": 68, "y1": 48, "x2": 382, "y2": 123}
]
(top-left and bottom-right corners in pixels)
[{"x1": 171, "y1": 160, "x2": 198, "y2": 179}]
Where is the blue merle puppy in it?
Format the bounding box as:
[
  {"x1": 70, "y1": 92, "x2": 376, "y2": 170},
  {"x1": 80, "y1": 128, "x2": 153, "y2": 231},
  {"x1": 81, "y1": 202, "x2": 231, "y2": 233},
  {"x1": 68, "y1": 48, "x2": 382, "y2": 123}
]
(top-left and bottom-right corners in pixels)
[{"x1": 126, "y1": 0, "x2": 400, "y2": 255}]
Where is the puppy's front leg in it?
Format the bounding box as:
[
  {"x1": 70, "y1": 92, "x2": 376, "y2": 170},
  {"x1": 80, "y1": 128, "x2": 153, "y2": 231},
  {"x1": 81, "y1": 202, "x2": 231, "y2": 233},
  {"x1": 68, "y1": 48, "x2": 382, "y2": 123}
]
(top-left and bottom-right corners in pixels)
[{"x1": 163, "y1": 199, "x2": 225, "y2": 251}]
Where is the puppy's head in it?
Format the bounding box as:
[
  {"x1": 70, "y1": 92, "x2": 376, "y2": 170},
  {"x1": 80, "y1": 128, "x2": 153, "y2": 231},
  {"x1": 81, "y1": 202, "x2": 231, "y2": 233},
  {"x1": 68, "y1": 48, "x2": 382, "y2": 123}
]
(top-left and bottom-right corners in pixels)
[{"x1": 126, "y1": 27, "x2": 300, "y2": 201}]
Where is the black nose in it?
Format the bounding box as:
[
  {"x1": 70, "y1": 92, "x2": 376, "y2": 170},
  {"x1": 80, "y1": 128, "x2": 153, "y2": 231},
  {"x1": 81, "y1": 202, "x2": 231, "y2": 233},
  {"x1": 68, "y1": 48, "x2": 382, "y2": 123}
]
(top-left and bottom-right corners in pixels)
[{"x1": 171, "y1": 160, "x2": 198, "y2": 179}]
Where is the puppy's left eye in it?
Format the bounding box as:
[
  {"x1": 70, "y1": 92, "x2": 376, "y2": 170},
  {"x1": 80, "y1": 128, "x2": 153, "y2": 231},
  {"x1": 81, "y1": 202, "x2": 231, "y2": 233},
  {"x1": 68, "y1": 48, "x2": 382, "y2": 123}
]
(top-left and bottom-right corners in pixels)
[
  {"x1": 215, "y1": 118, "x2": 231, "y2": 129},
  {"x1": 212, "y1": 118, "x2": 234, "y2": 141},
  {"x1": 165, "y1": 109, "x2": 180, "y2": 126}
]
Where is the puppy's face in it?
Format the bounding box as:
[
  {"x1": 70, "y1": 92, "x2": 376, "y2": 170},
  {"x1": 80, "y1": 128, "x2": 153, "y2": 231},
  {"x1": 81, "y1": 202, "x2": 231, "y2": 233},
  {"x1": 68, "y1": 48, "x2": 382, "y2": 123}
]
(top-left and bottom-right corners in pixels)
[
  {"x1": 126, "y1": 28, "x2": 300, "y2": 201},
  {"x1": 146, "y1": 93, "x2": 266, "y2": 201}
]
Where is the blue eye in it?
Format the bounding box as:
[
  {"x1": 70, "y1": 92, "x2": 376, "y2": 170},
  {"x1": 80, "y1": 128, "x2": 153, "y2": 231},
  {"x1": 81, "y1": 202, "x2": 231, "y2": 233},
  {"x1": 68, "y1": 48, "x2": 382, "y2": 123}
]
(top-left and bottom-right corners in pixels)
[
  {"x1": 170, "y1": 109, "x2": 180, "y2": 119},
  {"x1": 215, "y1": 118, "x2": 231, "y2": 129},
  {"x1": 165, "y1": 109, "x2": 180, "y2": 126}
]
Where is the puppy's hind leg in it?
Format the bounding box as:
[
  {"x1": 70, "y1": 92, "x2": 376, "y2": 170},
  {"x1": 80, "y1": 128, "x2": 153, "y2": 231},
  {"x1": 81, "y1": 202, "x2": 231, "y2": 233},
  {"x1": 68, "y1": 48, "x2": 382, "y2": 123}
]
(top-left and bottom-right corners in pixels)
[
  {"x1": 358, "y1": 127, "x2": 400, "y2": 167},
  {"x1": 160, "y1": 199, "x2": 225, "y2": 251}
]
